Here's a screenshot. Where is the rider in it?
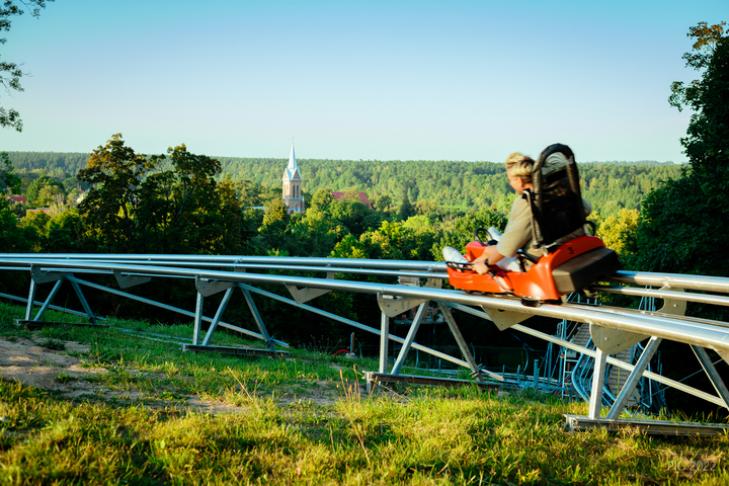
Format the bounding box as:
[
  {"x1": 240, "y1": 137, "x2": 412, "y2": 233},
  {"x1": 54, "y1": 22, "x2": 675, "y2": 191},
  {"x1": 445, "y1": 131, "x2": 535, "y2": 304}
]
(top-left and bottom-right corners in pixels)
[{"x1": 470, "y1": 151, "x2": 591, "y2": 275}]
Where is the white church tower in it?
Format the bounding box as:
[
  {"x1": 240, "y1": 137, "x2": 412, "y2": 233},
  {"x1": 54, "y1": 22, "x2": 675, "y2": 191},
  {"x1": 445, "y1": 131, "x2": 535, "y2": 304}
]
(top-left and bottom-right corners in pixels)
[{"x1": 282, "y1": 143, "x2": 305, "y2": 214}]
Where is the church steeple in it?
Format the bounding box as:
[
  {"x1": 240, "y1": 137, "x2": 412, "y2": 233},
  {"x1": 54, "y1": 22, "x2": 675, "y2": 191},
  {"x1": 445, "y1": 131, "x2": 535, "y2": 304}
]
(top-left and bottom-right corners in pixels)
[
  {"x1": 282, "y1": 143, "x2": 304, "y2": 213},
  {"x1": 285, "y1": 144, "x2": 301, "y2": 181}
]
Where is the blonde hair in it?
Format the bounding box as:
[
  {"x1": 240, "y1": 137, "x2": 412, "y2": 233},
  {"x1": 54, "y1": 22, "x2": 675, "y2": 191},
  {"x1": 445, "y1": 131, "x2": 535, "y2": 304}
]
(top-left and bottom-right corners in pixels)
[{"x1": 504, "y1": 152, "x2": 535, "y2": 183}]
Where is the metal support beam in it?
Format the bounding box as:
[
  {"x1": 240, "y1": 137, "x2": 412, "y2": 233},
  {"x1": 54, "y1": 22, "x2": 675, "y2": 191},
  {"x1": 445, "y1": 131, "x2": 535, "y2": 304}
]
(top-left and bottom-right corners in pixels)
[
  {"x1": 67, "y1": 276, "x2": 287, "y2": 347},
  {"x1": 241, "y1": 287, "x2": 273, "y2": 348},
  {"x1": 607, "y1": 337, "x2": 662, "y2": 419},
  {"x1": 67, "y1": 278, "x2": 96, "y2": 324},
  {"x1": 0, "y1": 290, "x2": 101, "y2": 320},
  {"x1": 691, "y1": 346, "x2": 729, "y2": 410},
  {"x1": 240, "y1": 283, "x2": 473, "y2": 369},
  {"x1": 391, "y1": 302, "x2": 427, "y2": 375},
  {"x1": 113, "y1": 271, "x2": 151, "y2": 289},
  {"x1": 24, "y1": 278, "x2": 37, "y2": 321},
  {"x1": 588, "y1": 348, "x2": 608, "y2": 419},
  {"x1": 192, "y1": 291, "x2": 204, "y2": 345},
  {"x1": 437, "y1": 302, "x2": 482, "y2": 377},
  {"x1": 201, "y1": 287, "x2": 233, "y2": 346},
  {"x1": 565, "y1": 414, "x2": 729, "y2": 436},
  {"x1": 379, "y1": 311, "x2": 389, "y2": 373},
  {"x1": 33, "y1": 279, "x2": 64, "y2": 322},
  {"x1": 449, "y1": 302, "x2": 727, "y2": 407}
]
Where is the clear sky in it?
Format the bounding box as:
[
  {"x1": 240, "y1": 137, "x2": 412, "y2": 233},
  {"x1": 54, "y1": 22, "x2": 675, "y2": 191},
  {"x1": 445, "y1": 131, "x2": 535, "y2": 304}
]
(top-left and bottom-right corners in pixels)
[{"x1": 0, "y1": 1, "x2": 726, "y2": 162}]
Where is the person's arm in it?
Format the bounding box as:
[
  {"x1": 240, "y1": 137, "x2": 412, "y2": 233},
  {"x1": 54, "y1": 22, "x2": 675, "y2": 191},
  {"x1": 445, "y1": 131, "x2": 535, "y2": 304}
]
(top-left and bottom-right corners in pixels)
[
  {"x1": 472, "y1": 245, "x2": 504, "y2": 275},
  {"x1": 471, "y1": 198, "x2": 531, "y2": 274}
]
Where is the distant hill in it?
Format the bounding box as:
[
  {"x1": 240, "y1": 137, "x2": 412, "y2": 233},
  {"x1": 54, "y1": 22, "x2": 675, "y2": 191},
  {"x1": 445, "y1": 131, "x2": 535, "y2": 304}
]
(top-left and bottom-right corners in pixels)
[{"x1": 6, "y1": 151, "x2": 682, "y2": 216}]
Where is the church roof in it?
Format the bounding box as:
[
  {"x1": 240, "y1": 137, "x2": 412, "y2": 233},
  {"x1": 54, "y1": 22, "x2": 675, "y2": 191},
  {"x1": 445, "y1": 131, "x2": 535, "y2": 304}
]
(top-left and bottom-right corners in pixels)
[{"x1": 283, "y1": 144, "x2": 301, "y2": 181}]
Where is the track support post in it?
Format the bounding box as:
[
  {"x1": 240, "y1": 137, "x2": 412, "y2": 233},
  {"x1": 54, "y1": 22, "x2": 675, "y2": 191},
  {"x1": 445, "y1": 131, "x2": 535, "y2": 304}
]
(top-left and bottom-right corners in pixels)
[
  {"x1": 193, "y1": 291, "x2": 204, "y2": 345},
  {"x1": 202, "y1": 287, "x2": 234, "y2": 346},
  {"x1": 33, "y1": 279, "x2": 64, "y2": 322},
  {"x1": 588, "y1": 348, "x2": 608, "y2": 419},
  {"x1": 391, "y1": 303, "x2": 427, "y2": 375},
  {"x1": 438, "y1": 302, "x2": 481, "y2": 376},
  {"x1": 379, "y1": 310, "x2": 389, "y2": 373},
  {"x1": 24, "y1": 277, "x2": 37, "y2": 321},
  {"x1": 691, "y1": 346, "x2": 729, "y2": 410},
  {"x1": 241, "y1": 287, "x2": 273, "y2": 348},
  {"x1": 607, "y1": 337, "x2": 662, "y2": 419},
  {"x1": 68, "y1": 277, "x2": 96, "y2": 324}
]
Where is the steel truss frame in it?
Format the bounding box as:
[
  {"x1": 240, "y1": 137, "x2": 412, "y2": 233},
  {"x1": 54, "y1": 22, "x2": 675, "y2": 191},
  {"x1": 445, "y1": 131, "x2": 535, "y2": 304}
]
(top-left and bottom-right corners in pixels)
[{"x1": 1, "y1": 254, "x2": 729, "y2": 433}]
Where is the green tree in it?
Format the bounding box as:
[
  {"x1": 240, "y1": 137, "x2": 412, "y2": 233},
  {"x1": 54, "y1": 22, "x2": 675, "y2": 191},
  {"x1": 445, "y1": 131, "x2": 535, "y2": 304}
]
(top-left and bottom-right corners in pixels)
[
  {"x1": 77, "y1": 134, "x2": 250, "y2": 254},
  {"x1": 1, "y1": 1, "x2": 51, "y2": 130},
  {"x1": 598, "y1": 208, "x2": 639, "y2": 259},
  {"x1": 634, "y1": 22, "x2": 729, "y2": 275},
  {"x1": 25, "y1": 175, "x2": 65, "y2": 206},
  {"x1": 77, "y1": 134, "x2": 152, "y2": 250},
  {"x1": 0, "y1": 152, "x2": 21, "y2": 193}
]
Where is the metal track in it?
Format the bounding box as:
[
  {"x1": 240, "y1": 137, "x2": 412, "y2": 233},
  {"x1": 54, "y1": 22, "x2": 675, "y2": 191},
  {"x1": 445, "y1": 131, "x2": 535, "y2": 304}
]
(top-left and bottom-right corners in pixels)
[{"x1": 1, "y1": 253, "x2": 728, "y2": 429}]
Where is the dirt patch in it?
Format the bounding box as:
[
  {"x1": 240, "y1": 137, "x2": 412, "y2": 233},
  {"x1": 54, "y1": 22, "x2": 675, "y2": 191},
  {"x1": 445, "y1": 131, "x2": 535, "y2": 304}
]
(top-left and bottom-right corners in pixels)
[
  {"x1": 0, "y1": 337, "x2": 107, "y2": 394},
  {"x1": 0, "y1": 337, "x2": 250, "y2": 413},
  {"x1": 0, "y1": 337, "x2": 341, "y2": 412}
]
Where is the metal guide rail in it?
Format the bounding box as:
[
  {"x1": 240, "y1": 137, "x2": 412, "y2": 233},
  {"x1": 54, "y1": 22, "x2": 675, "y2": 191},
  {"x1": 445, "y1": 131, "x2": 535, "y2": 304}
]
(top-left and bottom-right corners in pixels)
[{"x1": 1, "y1": 253, "x2": 728, "y2": 433}]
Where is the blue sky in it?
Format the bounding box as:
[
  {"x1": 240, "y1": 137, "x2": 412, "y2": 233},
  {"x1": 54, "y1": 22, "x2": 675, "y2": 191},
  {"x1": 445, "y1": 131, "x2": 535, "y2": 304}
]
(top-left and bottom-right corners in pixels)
[{"x1": 0, "y1": 1, "x2": 726, "y2": 162}]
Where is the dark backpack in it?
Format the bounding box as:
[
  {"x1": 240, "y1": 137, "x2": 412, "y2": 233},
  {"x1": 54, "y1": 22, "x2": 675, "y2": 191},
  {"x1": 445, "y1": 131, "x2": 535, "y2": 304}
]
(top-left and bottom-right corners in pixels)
[{"x1": 523, "y1": 143, "x2": 587, "y2": 249}]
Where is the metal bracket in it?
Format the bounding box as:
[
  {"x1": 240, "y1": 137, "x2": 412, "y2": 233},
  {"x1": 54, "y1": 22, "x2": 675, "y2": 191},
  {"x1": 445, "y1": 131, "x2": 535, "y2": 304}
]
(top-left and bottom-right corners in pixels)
[
  {"x1": 195, "y1": 277, "x2": 234, "y2": 297},
  {"x1": 114, "y1": 271, "x2": 151, "y2": 289},
  {"x1": 398, "y1": 276, "x2": 420, "y2": 286},
  {"x1": 285, "y1": 272, "x2": 333, "y2": 303},
  {"x1": 31, "y1": 266, "x2": 65, "y2": 284},
  {"x1": 397, "y1": 276, "x2": 443, "y2": 289},
  {"x1": 588, "y1": 285, "x2": 686, "y2": 357},
  {"x1": 285, "y1": 285, "x2": 331, "y2": 303},
  {"x1": 480, "y1": 306, "x2": 529, "y2": 331},
  {"x1": 658, "y1": 286, "x2": 687, "y2": 316},
  {"x1": 377, "y1": 293, "x2": 426, "y2": 318},
  {"x1": 590, "y1": 325, "x2": 647, "y2": 354}
]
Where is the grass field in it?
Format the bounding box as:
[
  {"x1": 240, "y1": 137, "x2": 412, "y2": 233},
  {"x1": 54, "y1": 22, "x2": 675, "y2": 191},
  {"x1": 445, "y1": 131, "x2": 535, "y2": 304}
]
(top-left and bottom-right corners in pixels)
[{"x1": 1, "y1": 301, "x2": 728, "y2": 485}]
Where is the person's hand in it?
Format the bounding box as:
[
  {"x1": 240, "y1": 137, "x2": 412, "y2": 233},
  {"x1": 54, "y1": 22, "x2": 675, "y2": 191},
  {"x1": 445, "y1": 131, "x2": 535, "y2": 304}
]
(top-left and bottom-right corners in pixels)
[{"x1": 472, "y1": 260, "x2": 489, "y2": 275}]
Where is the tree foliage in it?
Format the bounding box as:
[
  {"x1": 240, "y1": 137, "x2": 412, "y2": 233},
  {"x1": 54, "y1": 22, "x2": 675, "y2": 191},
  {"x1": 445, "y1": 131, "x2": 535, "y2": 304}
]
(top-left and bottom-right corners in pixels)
[
  {"x1": 76, "y1": 134, "x2": 252, "y2": 253},
  {"x1": 634, "y1": 22, "x2": 729, "y2": 275},
  {"x1": 0, "y1": 151, "x2": 20, "y2": 193},
  {"x1": 1, "y1": 0, "x2": 52, "y2": 131}
]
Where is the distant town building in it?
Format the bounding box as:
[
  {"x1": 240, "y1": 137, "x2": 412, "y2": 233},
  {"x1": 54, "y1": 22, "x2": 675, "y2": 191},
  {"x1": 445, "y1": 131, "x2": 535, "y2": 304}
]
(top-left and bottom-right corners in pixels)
[
  {"x1": 331, "y1": 191, "x2": 372, "y2": 208},
  {"x1": 6, "y1": 194, "x2": 27, "y2": 205},
  {"x1": 282, "y1": 144, "x2": 305, "y2": 214},
  {"x1": 25, "y1": 208, "x2": 51, "y2": 217}
]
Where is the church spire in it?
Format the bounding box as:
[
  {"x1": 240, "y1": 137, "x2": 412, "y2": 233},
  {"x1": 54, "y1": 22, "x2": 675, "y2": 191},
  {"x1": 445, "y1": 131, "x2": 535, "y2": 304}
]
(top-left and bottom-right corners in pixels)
[
  {"x1": 282, "y1": 142, "x2": 304, "y2": 213},
  {"x1": 285, "y1": 143, "x2": 301, "y2": 181}
]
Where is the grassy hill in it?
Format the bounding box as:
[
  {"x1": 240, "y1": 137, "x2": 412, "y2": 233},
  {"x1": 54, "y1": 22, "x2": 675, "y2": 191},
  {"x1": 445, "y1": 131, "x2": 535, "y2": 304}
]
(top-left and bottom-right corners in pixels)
[{"x1": 0, "y1": 301, "x2": 726, "y2": 484}]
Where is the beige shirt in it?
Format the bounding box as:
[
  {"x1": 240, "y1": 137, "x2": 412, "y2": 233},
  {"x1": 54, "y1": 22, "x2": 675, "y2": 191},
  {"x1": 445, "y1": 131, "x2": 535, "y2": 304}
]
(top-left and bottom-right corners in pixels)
[{"x1": 496, "y1": 196, "x2": 592, "y2": 258}]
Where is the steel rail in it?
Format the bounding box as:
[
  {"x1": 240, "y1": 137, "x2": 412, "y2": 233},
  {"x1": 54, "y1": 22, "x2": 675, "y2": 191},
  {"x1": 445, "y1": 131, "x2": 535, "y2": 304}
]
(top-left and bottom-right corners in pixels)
[
  {"x1": 593, "y1": 284, "x2": 729, "y2": 307},
  {"x1": 5, "y1": 254, "x2": 729, "y2": 296},
  {"x1": 576, "y1": 304, "x2": 729, "y2": 330},
  {"x1": 613, "y1": 270, "x2": 729, "y2": 294},
  {"x1": 0, "y1": 253, "x2": 446, "y2": 272},
  {"x1": 448, "y1": 303, "x2": 727, "y2": 408},
  {"x1": 3, "y1": 258, "x2": 729, "y2": 355},
  {"x1": 0, "y1": 258, "x2": 447, "y2": 280}
]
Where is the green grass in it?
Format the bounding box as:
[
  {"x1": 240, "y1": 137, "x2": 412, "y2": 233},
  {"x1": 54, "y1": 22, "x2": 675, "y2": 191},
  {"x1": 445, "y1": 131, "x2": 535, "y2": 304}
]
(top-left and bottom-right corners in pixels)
[{"x1": 1, "y1": 301, "x2": 728, "y2": 485}]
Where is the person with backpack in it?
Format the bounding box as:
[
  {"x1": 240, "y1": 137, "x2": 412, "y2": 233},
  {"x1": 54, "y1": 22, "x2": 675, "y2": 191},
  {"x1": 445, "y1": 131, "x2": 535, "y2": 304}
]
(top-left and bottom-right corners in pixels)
[
  {"x1": 471, "y1": 152, "x2": 541, "y2": 274},
  {"x1": 443, "y1": 148, "x2": 591, "y2": 275}
]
